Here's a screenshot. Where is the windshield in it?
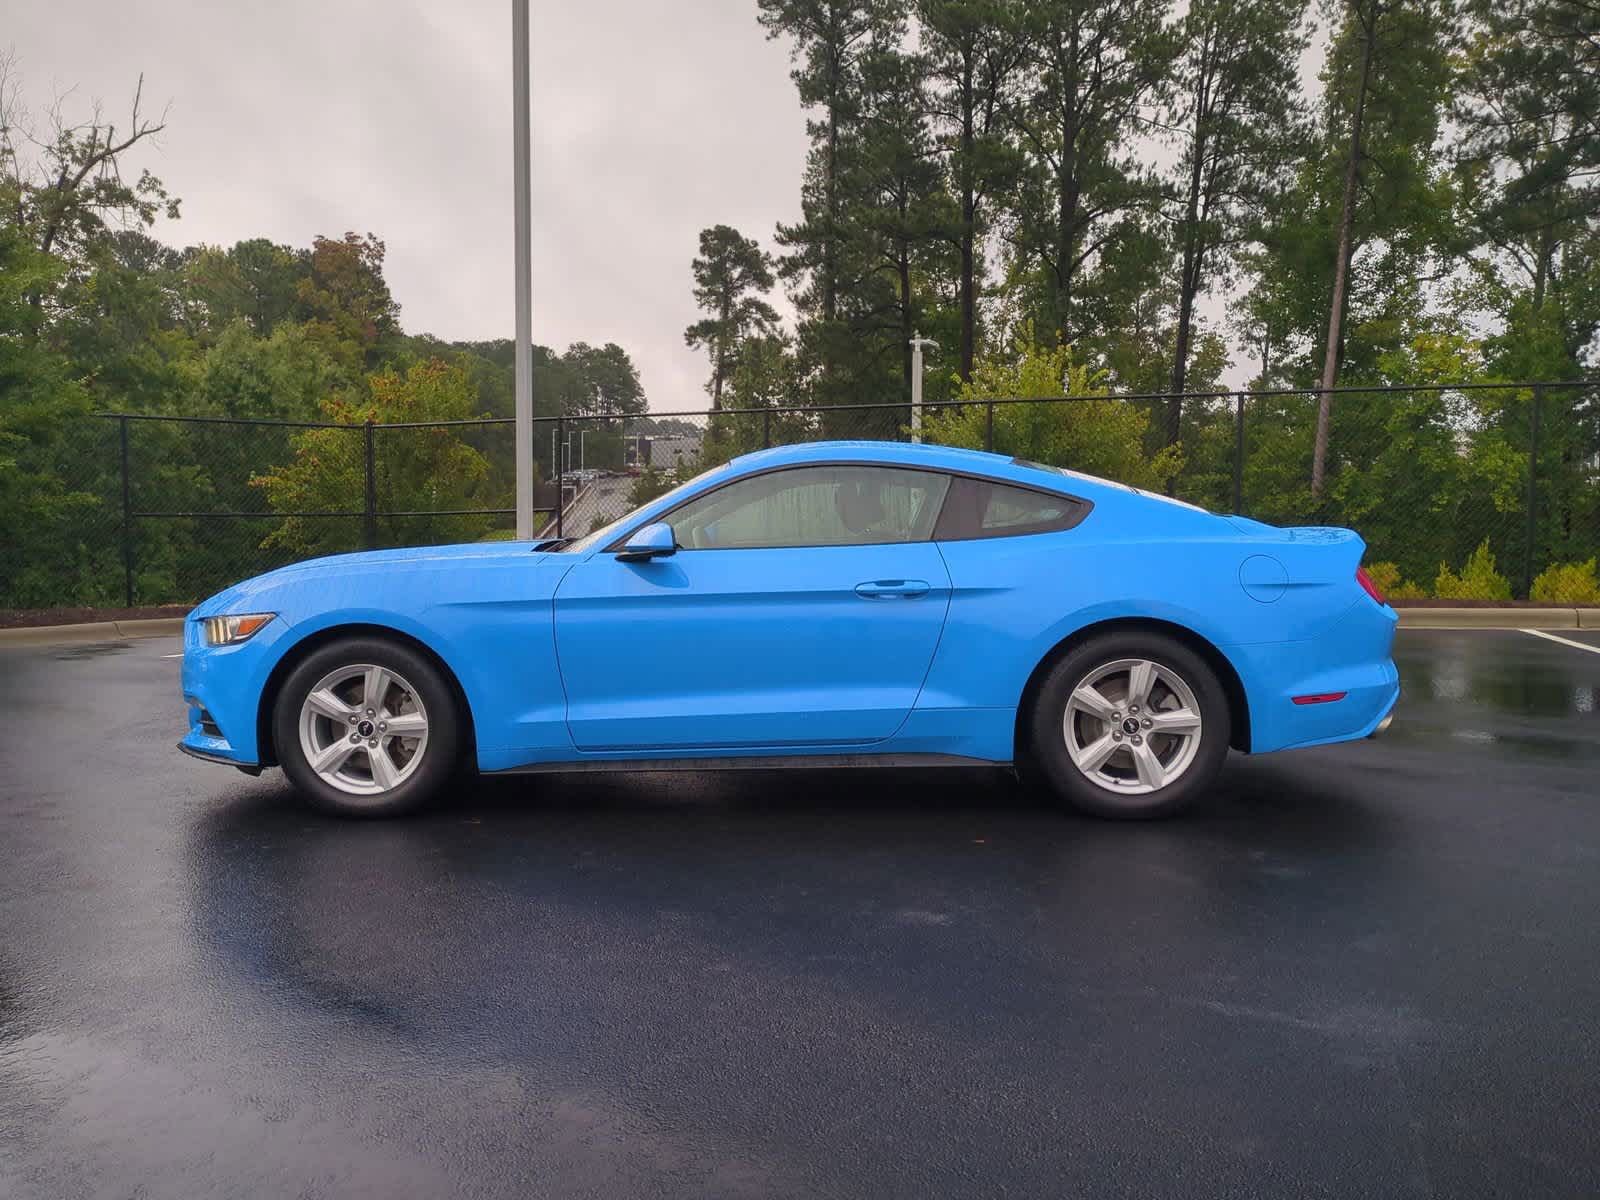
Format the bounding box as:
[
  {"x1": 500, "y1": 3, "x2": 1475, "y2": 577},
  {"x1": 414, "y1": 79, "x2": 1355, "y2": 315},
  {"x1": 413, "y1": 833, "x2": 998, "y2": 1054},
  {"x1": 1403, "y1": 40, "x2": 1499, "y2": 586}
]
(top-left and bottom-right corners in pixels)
[{"x1": 550, "y1": 466, "x2": 724, "y2": 554}]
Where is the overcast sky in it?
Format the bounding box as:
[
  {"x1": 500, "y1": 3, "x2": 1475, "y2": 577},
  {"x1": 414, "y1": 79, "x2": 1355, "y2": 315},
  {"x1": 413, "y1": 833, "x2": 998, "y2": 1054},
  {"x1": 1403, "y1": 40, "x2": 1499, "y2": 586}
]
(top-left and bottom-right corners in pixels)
[{"x1": 9, "y1": 0, "x2": 810, "y2": 408}]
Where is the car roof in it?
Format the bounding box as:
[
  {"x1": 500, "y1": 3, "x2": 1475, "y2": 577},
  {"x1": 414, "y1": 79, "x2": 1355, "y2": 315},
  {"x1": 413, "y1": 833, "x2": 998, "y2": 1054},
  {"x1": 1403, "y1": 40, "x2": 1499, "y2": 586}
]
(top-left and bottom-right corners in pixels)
[{"x1": 729, "y1": 439, "x2": 1115, "y2": 499}]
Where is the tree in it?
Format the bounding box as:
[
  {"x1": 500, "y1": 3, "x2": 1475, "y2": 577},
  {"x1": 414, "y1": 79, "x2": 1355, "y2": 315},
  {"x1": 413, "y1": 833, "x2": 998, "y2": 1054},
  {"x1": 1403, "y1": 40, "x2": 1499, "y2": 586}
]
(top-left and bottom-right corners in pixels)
[
  {"x1": 251, "y1": 360, "x2": 495, "y2": 557},
  {"x1": 921, "y1": 324, "x2": 1182, "y2": 488},
  {"x1": 184, "y1": 238, "x2": 306, "y2": 338},
  {"x1": 841, "y1": 26, "x2": 957, "y2": 416},
  {"x1": 1308, "y1": 0, "x2": 1456, "y2": 495},
  {"x1": 757, "y1": 1, "x2": 888, "y2": 331},
  {"x1": 683, "y1": 225, "x2": 779, "y2": 409},
  {"x1": 918, "y1": 0, "x2": 1025, "y2": 382},
  {"x1": 1000, "y1": 0, "x2": 1176, "y2": 347},
  {"x1": 295, "y1": 232, "x2": 400, "y2": 373},
  {"x1": 0, "y1": 55, "x2": 176, "y2": 310},
  {"x1": 1162, "y1": 0, "x2": 1308, "y2": 443}
]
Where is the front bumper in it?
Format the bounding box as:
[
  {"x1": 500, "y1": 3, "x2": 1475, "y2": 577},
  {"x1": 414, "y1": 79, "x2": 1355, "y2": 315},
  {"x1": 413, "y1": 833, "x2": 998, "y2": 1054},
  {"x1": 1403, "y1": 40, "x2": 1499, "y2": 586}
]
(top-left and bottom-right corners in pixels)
[
  {"x1": 178, "y1": 614, "x2": 290, "y2": 767},
  {"x1": 177, "y1": 740, "x2": 262, "y2": 774}
]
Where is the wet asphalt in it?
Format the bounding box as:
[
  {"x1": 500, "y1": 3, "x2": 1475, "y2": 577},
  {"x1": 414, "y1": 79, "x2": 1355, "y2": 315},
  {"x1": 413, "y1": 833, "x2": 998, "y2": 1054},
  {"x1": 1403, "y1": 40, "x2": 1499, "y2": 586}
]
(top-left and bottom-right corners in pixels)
[{"x1": 1, "y1": 630, "x2": 1598, "y2": 1199}]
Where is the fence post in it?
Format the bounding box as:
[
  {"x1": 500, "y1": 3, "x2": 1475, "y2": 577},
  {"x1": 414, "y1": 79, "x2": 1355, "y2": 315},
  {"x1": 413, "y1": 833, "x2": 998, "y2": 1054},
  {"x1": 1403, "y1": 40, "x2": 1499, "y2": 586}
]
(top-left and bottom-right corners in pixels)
[
  {"x1": 363, "y1": 421, "x2": 377, "y2": 550},
  {"x1": 1524, "y1": 384, "x2": 1542, "y2": 599},
  {"x1": 556, "y1": 415, "x2": 565, "y2": 539},
  {"x1": 762, "y1": 408, "x2": 772, "y2": 450},
  {"x1": 984, "y1": 401, "x2": 995, "y2": 452},
  {"x1": 1232, "y1": 392, "x2": 1246, "y2": 515},
  {"x1": 119, "y1": 416, "x2": 134, "y2": 608}
]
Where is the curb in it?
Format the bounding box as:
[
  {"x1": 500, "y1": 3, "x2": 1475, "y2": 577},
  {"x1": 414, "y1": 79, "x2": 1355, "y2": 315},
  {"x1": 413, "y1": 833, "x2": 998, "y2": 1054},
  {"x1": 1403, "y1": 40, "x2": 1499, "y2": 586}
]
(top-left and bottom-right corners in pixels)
[
  {"x1": 0, "y1": 617, "x2": 186, "y2": 648},
  {"x1": 1398, "y1": 607, "x2": 1600, "y2": 630}
]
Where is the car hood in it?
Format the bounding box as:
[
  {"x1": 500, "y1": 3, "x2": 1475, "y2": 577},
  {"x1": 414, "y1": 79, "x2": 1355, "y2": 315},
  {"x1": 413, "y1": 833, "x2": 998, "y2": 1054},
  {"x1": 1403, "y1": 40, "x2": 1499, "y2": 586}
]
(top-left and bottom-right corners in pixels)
[{"x1": 190, "y1": 542, "x2": 559, "y2": 618}]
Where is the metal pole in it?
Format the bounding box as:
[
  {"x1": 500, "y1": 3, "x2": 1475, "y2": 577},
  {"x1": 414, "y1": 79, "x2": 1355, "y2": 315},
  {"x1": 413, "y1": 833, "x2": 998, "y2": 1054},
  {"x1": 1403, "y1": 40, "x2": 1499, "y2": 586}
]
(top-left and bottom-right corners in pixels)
[
  {"x1": 512, "y1": 0, "x2": 535, "y2": 540},
  {"x1": 911, "y1": 333, "x2": 923, "y2": 443},
  {"x1": 363, "y1": 421, "x2": 378, "y2": 549},
  {"x1": 119, "y1": 416, "x2": 134, "y2": 607},
  {"x1": 984, "y1": 400, "x2": 995, "y2": 452},
  {"x1": 909, "y1": 332, "x2": 939, "y2": 443},
  {"x1": 1524, "y1": 384, "x2": 1542, "y2": 599},
  {"x1": 762, "y1": 408, "x2": 772, "y2": 450},
  {"x1": 1232, "y1": 392, "x2": 1246, "y2": 515},
  {"x1": 555, "y1": 415, "x2": 565, "y2": 539}
]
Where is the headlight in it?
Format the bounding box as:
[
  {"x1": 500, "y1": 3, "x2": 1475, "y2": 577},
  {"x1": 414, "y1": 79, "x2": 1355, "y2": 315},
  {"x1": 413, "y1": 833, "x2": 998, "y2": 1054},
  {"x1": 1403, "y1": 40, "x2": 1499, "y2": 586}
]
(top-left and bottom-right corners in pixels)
[{"x1": 202, "y1": 613, "x2": 275, "y2": 646}]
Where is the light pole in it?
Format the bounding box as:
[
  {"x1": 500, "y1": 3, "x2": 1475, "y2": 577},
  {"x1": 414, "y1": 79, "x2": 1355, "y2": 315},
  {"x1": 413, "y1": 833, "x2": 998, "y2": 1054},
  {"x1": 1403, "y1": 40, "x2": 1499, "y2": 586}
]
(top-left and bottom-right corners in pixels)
[
  {"x1": 511, "y1": 0, "x2": 534, "y2": 539},
  {"x1": 909, "y1": 331, "x2": 940, "y2": 444}
]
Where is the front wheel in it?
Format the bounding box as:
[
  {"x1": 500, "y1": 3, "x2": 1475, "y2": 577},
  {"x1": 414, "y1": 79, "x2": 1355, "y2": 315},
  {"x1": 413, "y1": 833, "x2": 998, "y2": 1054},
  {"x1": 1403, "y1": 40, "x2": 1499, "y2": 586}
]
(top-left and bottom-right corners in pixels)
[
  {"x1": 273, "y1": 637, "x2": 461, "y2": 817},
  {"x1": 1023, "y1": 632, "x2": 1231, "y2": 819}
]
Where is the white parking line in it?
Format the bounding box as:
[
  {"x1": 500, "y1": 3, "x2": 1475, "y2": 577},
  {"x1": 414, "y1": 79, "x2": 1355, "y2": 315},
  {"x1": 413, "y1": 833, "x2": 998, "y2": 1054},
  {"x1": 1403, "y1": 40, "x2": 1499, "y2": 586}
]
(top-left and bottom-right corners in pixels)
[
  {"x1": 160, "y1": 653, "x2": 183, "y2": 659},
  {"x1": 1521, "y1": 629, "x2": 1600, "y2": 656}
]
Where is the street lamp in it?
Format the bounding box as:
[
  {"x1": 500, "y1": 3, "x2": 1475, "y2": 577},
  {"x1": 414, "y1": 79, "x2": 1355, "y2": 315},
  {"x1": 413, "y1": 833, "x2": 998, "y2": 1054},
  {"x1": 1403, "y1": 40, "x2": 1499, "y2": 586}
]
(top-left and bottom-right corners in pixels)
[
  {"x1": 512, "y1": 0, "x2": 534, "y2": 539},
  {"x1": 909, "y1": 331, "x2": 940, "y2": 444}
]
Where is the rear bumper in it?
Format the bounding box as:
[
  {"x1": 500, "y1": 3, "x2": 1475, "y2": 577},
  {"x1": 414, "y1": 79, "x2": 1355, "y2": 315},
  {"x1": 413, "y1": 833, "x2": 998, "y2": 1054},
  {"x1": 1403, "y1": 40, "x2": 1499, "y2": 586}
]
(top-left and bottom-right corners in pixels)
[{"x1": 1228, "y1": 598, "x2": 1400, "y2": 754}]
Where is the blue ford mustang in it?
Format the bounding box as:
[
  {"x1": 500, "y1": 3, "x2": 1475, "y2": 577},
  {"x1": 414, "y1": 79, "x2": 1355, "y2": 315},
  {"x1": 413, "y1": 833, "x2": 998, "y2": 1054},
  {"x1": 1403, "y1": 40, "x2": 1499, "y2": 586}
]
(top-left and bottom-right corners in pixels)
[{"x1": 180, "y1": 440, "x2": 1399, "y2": 819}]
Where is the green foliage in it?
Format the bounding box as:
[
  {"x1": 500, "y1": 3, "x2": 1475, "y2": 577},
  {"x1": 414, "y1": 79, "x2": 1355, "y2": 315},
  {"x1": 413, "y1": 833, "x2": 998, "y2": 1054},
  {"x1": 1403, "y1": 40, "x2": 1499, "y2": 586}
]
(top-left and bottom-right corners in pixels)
[
  {"x1": 1435, "y1": 539, "x2": 1512, "y2": 601},
  {"x1": 1364, "y1": 561, "x2": 1426, "y2": 601},
  {"x1": 629, "y1": 465, "x2": 692, "y2": 507},
  {"x1": 921, "y1": 328, "x2": 1182, "y2": 489},
  {"x1": 250, "y1": 361, "x2": 495, "y2": 557},
  {"x1": 1530, "y1": 560, "x2": 1600, "y2": 605},
  {"x1": 685, "y1": 225, "x2": 779, "y2": 409}
]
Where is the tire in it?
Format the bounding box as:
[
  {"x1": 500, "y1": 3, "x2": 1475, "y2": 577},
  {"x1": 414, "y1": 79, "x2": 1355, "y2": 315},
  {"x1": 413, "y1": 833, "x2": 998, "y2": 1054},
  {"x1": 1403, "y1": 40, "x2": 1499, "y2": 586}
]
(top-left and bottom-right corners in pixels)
[
  {"x1": 273, "y1": 637, "x2": 461, "y2": 817},
  {"x1": 1022, "y1": 631, "x2": 1231, "y2": 820}
]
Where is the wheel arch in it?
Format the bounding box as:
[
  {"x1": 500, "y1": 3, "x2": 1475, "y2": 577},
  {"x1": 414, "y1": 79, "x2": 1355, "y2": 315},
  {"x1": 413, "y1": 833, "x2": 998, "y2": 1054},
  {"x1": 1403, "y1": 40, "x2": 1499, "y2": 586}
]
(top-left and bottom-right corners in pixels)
[
  {"x1": 1014, "y1": 617, "x2": 1252, "y2": 757},
  {"x1": 255, "y1": 622, "x2": 477, "y2": 767}
]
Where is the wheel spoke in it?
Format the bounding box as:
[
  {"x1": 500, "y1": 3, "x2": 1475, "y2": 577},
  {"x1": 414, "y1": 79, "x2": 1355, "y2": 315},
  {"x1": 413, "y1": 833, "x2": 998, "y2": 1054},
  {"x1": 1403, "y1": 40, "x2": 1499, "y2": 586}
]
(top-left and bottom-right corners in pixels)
[
  {"x1": 308, "y1": 738, "x2": 357, "y2": 776},
  {"x1": 384, "y1": 711, "x2": 428, "y2": 737},
  {"x1": 1069, "y1": 685, "x2": 1117, "y2": 721},
  {"x1": 1147, "y1": 707, "x2": 1201, "y2": 736},
  {"x1": 363, "y1": 665, "x2": 392, "y2": 715},
  {"x1": 368, "y1": 744, "x2": 400, "y2": 790},
  {"x1": 1126, "y1": 660, "x2": 1157, "y2": 709},
  {"x1": 1130, "y1": 741, "x2": 1167, "y2": 790},
  {"x1": 1074, "y1": 733, "x2": 1119, "y2": 774},
  {"x1": 305, "y1": 687, "x2": 355, "y2": 722}
]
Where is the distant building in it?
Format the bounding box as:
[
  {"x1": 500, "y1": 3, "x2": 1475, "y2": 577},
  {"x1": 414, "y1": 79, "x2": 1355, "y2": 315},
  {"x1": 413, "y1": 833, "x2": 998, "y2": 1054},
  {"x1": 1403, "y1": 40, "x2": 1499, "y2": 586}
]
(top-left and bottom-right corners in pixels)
[{"x1": 626, "y1": 433, "x2": 702, "y2": 471}]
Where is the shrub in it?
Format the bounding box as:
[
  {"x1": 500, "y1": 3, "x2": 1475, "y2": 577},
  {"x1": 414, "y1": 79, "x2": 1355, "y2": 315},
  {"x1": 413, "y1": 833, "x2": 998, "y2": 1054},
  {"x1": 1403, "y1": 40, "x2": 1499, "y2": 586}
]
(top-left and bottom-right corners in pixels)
[
  {"x1": 1364, "y1": 561, "x2": 1427, "y2": 600},
  {"x1": 1530, "y1": 559, "x2": 1600, "y2": 604},
  {"x1": 920, "y1": 325, "x2": 1183, "y2": 491},
  {"x1": 1434, "y1": 539, "x2": 1512, "y2": 600}
]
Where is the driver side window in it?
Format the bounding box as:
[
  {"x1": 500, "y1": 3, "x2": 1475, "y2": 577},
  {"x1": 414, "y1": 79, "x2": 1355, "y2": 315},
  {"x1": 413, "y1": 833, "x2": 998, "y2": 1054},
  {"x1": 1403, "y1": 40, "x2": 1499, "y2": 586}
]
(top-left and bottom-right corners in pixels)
[{"x1": 665, "y1": 465, "x2": 951, "y2": 550}]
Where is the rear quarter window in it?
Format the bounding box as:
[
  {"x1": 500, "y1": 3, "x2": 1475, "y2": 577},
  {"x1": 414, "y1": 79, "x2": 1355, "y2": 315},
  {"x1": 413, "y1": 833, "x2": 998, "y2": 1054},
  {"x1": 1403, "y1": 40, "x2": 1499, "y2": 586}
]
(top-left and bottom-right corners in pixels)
[{"x1": 934, "y1": 476, "x2": 1088, "y2": 540}]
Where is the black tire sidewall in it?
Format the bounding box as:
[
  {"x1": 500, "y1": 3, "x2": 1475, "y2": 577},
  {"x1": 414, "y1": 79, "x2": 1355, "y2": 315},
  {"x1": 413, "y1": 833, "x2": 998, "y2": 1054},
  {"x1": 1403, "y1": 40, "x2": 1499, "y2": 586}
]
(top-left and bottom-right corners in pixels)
[
  {"x1": 1025, "y1": 632, "x2": 1231, "y2": 819},
  {"x1": 273, "y1": 637, "x2": 460, "y2": 817}
]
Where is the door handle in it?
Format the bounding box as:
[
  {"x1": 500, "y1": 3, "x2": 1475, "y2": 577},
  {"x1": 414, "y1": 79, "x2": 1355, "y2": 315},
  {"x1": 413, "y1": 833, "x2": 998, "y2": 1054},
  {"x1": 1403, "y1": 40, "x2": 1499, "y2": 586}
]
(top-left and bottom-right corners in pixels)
[{"x1": 854, "y1": 579, "x2": 930, "y2": 599}]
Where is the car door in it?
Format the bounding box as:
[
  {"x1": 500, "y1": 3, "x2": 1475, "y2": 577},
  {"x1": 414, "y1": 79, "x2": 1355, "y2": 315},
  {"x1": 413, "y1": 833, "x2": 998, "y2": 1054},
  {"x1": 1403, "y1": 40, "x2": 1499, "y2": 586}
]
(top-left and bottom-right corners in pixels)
[{"x1": 552, "y1": 464, "x2": 954, "y2": 751}]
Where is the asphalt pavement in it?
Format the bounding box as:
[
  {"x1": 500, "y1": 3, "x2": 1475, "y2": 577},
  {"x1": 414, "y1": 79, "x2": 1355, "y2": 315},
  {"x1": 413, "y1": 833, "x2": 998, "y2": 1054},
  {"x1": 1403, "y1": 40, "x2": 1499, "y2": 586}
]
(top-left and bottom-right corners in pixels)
[{"x1": 1, "y1": 630, "x2": 1598, "y2": 1199}]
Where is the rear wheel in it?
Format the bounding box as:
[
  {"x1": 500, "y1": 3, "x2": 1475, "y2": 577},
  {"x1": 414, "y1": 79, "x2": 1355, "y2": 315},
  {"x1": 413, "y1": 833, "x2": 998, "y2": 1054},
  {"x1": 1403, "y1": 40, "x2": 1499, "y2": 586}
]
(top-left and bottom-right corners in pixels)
[
  {"x1": 273, "y1": 637, "x2": 461, "y2": 817},
  {"x1": 1023, "y1": 632, "x2": 1230, "y2": 819}
]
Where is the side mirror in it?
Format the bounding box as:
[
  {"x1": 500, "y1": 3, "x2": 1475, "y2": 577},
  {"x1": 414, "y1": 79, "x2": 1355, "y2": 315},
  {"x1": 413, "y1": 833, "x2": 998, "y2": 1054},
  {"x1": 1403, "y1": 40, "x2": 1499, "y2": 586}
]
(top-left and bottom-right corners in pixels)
[{"x1": 618, "y1": 521, "x2": 677, "y2": 562}]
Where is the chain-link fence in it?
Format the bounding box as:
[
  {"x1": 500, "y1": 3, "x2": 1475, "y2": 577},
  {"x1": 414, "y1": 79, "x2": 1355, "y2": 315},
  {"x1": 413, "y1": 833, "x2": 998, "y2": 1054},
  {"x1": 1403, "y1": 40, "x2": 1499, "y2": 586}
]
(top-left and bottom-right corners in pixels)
[{"x1": 1, "y1": 382, "x2": 1593, "y2": 609}]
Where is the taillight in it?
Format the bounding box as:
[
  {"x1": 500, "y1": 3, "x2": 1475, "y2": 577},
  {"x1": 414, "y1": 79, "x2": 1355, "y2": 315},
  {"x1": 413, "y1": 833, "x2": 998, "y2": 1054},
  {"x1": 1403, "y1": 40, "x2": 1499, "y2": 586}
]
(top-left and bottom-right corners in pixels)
[{"x1": 1356, "y1": 565, "x2": 1386, "y2": 606}]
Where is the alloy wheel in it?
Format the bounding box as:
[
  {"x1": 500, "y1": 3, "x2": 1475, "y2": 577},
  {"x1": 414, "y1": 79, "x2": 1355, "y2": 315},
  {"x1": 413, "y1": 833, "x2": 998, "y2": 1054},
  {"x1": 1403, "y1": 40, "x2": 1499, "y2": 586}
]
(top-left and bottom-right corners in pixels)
[
  {"x1": 1061, "y1": 657, "x2": 1204, "y2": 796},
  {"x1": 297, "y1": 663, "x2": 430, "y2": 795}
]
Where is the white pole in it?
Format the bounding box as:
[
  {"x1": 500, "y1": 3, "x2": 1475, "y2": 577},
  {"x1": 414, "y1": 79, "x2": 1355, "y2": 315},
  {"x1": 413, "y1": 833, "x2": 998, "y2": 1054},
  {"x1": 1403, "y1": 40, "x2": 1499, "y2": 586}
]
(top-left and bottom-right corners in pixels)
[
  {"x1": 909, "y1": 331, "x2": 939, "y2": 444},
  {"x1": 512, "y1": 0, "x2": 534, "y2": 539}
]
